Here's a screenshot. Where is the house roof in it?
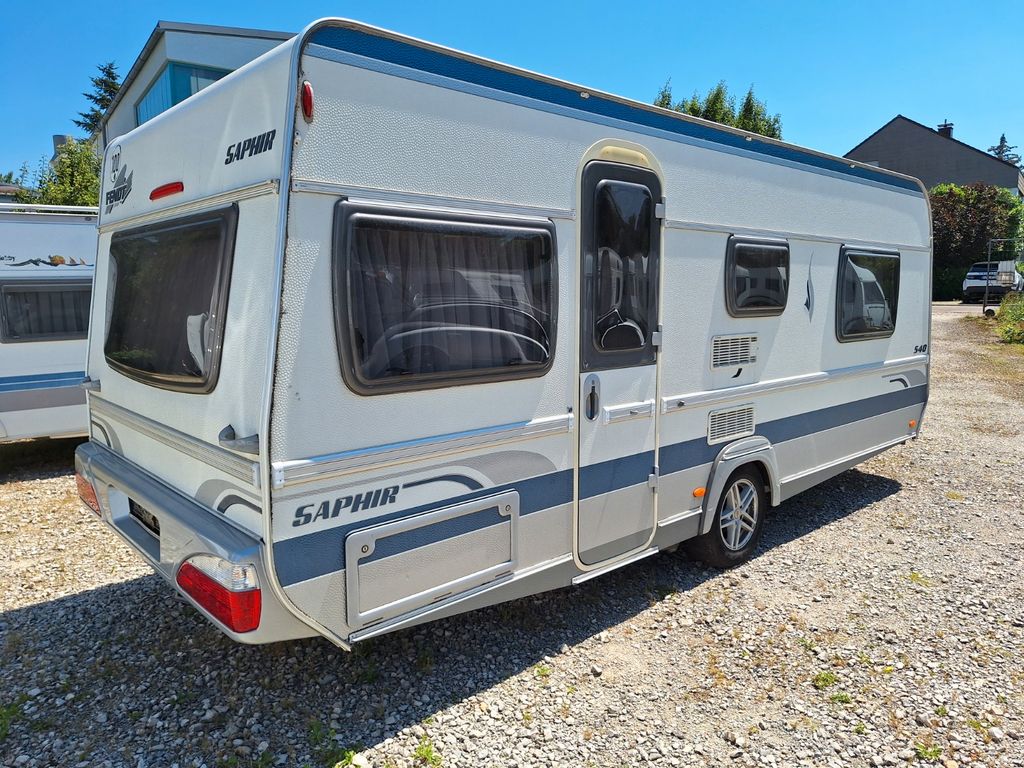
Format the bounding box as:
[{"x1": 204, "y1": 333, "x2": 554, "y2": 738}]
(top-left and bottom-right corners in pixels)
[
  {"x1": 846, "y1": 114, "x2": 1023, "y2": 173},
  {"x1": 99, "y1": 21, "x2": 294, "y2": 135}
]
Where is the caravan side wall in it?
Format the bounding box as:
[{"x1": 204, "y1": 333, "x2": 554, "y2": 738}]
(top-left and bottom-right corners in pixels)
[
  {"x1": 0, "y1": 210, "x2": 96, "y2": 442},
  {"x1": 267, "y1": 24, "x2": 930, "y2": 645}
]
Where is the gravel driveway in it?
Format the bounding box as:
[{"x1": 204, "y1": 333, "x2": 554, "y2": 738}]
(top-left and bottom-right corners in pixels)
[{"x1": 2, "y1": 310, "x2": 1022, "y2": 768}]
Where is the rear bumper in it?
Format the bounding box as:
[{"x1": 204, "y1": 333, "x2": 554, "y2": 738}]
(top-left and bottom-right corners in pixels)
[
  {"x1": 962, "y1": 284, "x2": 1009, "y2": 299},
  {"x1": 75, "y1": 441, "x2": 314, "y2": 645}
]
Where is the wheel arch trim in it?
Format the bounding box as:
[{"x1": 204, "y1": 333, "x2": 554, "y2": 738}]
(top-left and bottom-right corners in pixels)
[{"x1": 699, "y1": 436, "x2": 780, "y2": 536}]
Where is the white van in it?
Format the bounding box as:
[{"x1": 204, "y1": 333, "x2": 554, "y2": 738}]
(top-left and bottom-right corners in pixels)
[
  {"x1": 76, "y1": 19, "x2": 931, "y2": 648},
  {"x1": 1, "y1": 204, "x2": 96, "y2": 442}
]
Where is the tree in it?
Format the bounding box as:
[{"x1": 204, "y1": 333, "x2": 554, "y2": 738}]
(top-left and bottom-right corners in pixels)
[
  {"x1": 654, "y1": 79, "x2": 782, "y2": 139},
  {"x1": 73, "y1": 62, "x2": 121, "y2": 136},
  {"x1": 988, "y1": 133, "x2": 1021, "y2": 167},
  {"x1": 16, "y1": 138, "x2": 100, "y2": 206},
  {"x1": 929, "y1": 182, "x2": 1023, "y2": 299}
]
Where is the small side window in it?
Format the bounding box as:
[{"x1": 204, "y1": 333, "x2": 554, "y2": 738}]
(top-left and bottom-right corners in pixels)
[
  {"x1": 333, "y1": 202, "x2": 557, "y2": 394},
  {"x1": 0, "y1": 281, "x2": 91, "y2": 343},
  {"x1": 725, "y1": 237, "x2": 789, "y2": 317},
  {"x1": 836, "y1": 247, "x2": 900, "y2": 341}
]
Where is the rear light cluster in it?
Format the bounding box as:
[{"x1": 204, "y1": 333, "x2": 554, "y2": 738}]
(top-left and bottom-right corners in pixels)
[
  {"x1": 76, "y1": 472, "x2": 100, "y2": 515},
  {"x1": 176, "y1": 555, "x2": 262, "y2": 633}
]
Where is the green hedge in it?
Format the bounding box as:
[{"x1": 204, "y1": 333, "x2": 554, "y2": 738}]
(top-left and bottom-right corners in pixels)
[
  {"x1": 933, "y1": 267, "x2": 966, "y2": 301},
  {"x1": 996, "y1": 292, "x2": 1024, "y2": 343}
]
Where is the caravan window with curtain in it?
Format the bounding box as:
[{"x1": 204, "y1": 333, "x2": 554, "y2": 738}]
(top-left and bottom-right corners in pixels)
[
  {"x1": 104, "y1": 205, "x2": 238, "y2": 392},
  {"x1": 334, "y1": 203, "x2": 556, "y2": 393},
  {"x1": 725, "y1": 236, "x2": 789, "y2": 317},
  {"x1": 0, "y1": 281, "x2": 91, "y2": 342}
]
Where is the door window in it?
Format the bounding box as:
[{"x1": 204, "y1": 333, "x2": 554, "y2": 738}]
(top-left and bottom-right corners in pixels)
[{"x1": 581, "y1": 162, "x2": 661, "y2": 370}]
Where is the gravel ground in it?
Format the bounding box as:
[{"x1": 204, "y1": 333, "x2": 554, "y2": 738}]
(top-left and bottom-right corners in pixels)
[{"x1": 1, "y1": 310, "x2": 1022, "y2": 768}]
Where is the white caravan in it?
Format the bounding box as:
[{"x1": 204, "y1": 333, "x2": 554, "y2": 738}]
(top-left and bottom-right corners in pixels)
[
  {"x1": 1, "y1": 204, "x2": 96, "y2": 443},
  {"x1": 76, "y1": 19, "x2": 931, "y2": 648}
]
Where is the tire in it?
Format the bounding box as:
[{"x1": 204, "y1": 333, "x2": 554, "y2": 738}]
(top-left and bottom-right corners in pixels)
[{"x1": 684, "y1": 466, "x2": 766, "y2": 568}]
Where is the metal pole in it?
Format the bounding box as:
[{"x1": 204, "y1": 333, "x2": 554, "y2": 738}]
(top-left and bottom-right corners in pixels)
[{"x1": 983, "y1": 239, "x2": 992, "y2": 313}]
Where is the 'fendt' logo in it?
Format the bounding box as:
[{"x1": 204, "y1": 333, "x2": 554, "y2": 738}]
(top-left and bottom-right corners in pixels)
[
  {"x1": 293, "y1": 484, "x2": 400, "y2": 527},
  {"x1": 224, "y1": 129, "x2": 276, "y2": 165},
  {"x1": 104, "y1": 144, "x2": 133, "y2": 214}
]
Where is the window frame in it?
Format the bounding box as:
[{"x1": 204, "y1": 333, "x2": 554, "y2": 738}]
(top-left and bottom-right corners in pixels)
[
  {"x1": 103, "y1": 204, "x2": 238, "y2": 393},
  {"x1": 835, "y1": 246, "x2": 901, "y2": 343},
  {"x1": 724, "y1": 235, "x2": 790, "y2": 318},
  {"x1": 332, "y1": 199, "x2": 558, "y2": 396},
  {"x1": 580, "y1": 161, "x2": 662, "y2": 372},
  {"x1": 0, "y1": 279, "x2": 92, "y2": 343}
]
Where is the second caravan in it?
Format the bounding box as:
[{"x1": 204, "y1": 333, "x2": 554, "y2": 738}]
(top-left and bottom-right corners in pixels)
[{"x1": 76, "y1": 19, "x2": 931, "y2": 647}]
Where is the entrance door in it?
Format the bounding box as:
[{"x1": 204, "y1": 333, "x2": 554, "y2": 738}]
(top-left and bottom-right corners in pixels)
[{"x1": 576, "y1": 160, "x2": 662, "y2": 566}]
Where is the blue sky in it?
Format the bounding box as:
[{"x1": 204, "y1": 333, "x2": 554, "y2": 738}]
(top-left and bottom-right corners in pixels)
[{"x1": 1, "y1": 1, "x2": 1021, "y2": 175}]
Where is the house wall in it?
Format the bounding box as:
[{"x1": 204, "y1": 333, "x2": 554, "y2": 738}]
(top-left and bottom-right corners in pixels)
[
  {"x1": 103, "y1": 30, "x2": 285, "y2": 145},
  {"x1": 846, "y1": 119, "x2": 1022, "y2": 193}
]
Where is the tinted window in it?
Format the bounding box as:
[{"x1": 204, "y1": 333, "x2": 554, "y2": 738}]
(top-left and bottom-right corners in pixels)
[
  {"x1": 0, "y1": 282, "x2": 90, "y2": 342},
  {"x1": 593, "y1": 180, "x2": 654, "y2": 352},
  {"x1": 725, "y1": 237, "x2": 789, "y2": 316},
  {"x1": 334, "y1": 204, "x2": 556, "y2": 393},
  {"x1": 837, "y1": 249, "x2": 899, "y2": 341},
  {"x1": 105, "y1": 205, "x2": 237, "y2": 391}
]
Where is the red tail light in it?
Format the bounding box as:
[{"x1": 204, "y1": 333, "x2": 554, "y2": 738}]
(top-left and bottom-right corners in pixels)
[
  {"x1": 176, "y1": 556, "x2": 261, "y2": 633},
  {"x1": 76, "y1": 472, "x2": 100, "y2": 514},
  {"x1": 150, "y1": 181, "x2": 184, "y2": 201},
  {"x1": 300, "y1": 81, "x2": 314, "y2": 122}
]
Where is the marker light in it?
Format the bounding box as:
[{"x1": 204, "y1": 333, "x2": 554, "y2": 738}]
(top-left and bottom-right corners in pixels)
[
  {"x1": 75, "y1": 472, "x2": 100, "y2": 515},
  {"x1": 693, "y1": 487, "x2": 706, "y2": 498},
  {"x1": 176, "y1": 555, "x2": 261, "y2": 633},
  {"x1": 909, "y1": 420, "x2": 917, "y2": 429},
  {"x1": 301, "y1": 81, "x2": 314, "y2": 122},
  {"x1": 149, "y1": 181, "x2": 184, "y2": 201}
]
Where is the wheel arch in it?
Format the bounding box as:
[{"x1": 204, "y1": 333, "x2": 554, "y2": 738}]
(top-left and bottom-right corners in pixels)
[{"x1": 699, "y1": 436, "x2": 781, "y2": 536}]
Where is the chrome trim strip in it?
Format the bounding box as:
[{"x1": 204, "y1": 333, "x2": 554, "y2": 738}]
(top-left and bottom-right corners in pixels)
[
  {"x1": 291, "y1": 178, "x2": 575, "y2": 221},
  {"x1": 657, "y1": 507, "x2": 703, "y2": 528},
  {"x1": 271, "y1": 412, "x2": 574, "y2": 489},
  {"x1": 664, "y1": 218, "x2": 929, "y2": 253},
  {"x1": 571, "y1": 546, "x2": 658, "y2": 585},
  {"x1": 97, "y1": 179, "x2": 280, "y2": 234},
  {"x1": 89, "y1": 397, "x2": 260, "y2": 486},
  {"x1": 662, "y1": 355, "x2": 929, "y2": 413},
  {"x1": 603, "y1": 399, "x2": 655, "y2": 424}
]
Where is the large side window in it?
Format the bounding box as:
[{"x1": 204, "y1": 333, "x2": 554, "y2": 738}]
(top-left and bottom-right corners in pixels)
[
  {"x1": 333, "y1": 202, "x2": 556, "y2": 394},
  {"x1": 836, "y1": 247, "x2": 900, "y2": 341},
  {"x1": 105, "y1": 205, "x2": 238, "y2": 392},
  {"x1": 725, "y1": 236, "x2": 789, "y2": 317},
  {"x1": 581, "y1": 162, "x2": 661, "y2": 370},
  {"x1": 0, "y1": 281, "x2": 91, "y2": 343}
]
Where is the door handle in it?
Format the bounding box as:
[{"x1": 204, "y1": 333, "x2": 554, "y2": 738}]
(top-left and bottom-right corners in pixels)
[
  {"x1": 218, "y1": 425, "x2": 260, "y2": 456},
  {"x1": 583, "y1": 374, "x2": 600, "y2": 421}
]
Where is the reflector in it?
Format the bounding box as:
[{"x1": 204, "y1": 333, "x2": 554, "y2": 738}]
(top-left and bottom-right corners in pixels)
[
  {"x1": 301, "y1": 81, "x2": 314, "y2": 122},
  {"x1": 176, "y1": 559, "x2": 261, "y2": 633},
  {"x1": 76, "y1": 472, "x2": 100, "y2": 514}
]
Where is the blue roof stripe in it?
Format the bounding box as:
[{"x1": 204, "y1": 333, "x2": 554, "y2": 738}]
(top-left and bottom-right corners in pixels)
[{"x1": 308, "y1": 26, "x2": 922, "y2": 195}]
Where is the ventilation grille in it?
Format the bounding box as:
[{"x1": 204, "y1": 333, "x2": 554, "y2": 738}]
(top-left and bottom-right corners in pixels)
[
  {"x1": 708, "y1": 405, "x2": 755, "y2": 444},
  {"x1": 711, "y1": 334, "x2": 758, "y2": 368}
]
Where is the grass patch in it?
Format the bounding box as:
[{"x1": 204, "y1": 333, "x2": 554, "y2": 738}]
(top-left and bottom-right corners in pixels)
[
  {"x1": 812, "y1": 671, "x2": 838, "y2": 690},
  {"x1": 829, "y1": 692, "x2": 852, "y2": 704},
  {"x1": 914, "y1": 742, "x2": 943, "y2": 761},
  {"x1": 413, "y1": 736, "x2": 442, "y2": 766},
  {"x1": 0, "y1": 696, "x2": 27, "y2": 742},
  {"x1": 533, "y1": 664, "x2": 551, "y2": 680},
  {"x1": 944, "y1": 490, "x2": 965, "y2": 501},
  {"x1": 996, "y1": 291, "x2": 1024, "y2": 343},
  {"x1": 853, "y1": 722, "x2": 867, "y2": 735},
  {"x1": 935, "y1": 705, "x2": 948, "y2": 717},
  {"x1": 307, "y1": 719, "x2": 361, "y2": 766},
  {"x1": 908, "y1": 571, "x2": 932, "y2": 587}
]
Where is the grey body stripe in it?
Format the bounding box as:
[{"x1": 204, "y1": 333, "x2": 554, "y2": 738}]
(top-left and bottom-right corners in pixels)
[
  {"x1": 0, "y1": 386, "x2": 85, "y2": 412},
  {"x1": 274, "y1": 384, "x2": 927, "y2": 587}
]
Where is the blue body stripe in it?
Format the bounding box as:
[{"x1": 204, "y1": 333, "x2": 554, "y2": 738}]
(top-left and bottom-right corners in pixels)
[
  {"x1": 274, "y1": 469, "x2": 573, "y2": 586},
  {"x1": 307, "y1": 27, "x2": 922, "y2": 196},
  {"x1": 274, "y1": 384, "x2": 927, "y2": 587},
  {"x1": 0, "y1": 371, "x2": 85, "y2": 393},
  {"x1": 362, "y1": 504, "x2": 505, "y2": 565}
]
